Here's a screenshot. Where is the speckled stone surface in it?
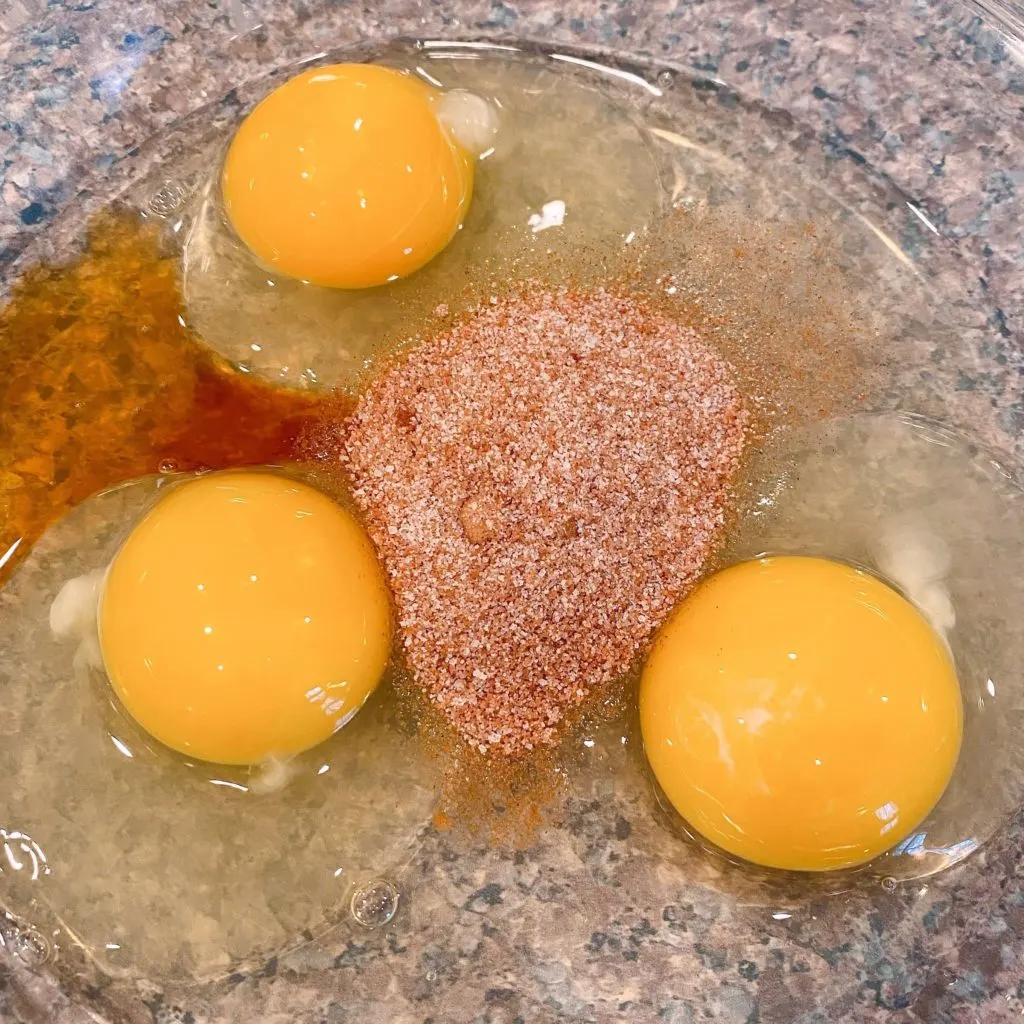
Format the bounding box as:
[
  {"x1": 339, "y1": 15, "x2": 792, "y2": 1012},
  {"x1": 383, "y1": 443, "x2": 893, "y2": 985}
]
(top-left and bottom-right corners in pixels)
[{"x1": 2, "y1": 2, "x2": 1024, "y2": 1022}]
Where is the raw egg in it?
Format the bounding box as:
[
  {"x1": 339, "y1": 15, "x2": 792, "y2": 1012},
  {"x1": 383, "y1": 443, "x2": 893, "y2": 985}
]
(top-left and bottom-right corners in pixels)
[
  {"x1": 640, "y1": 556, "x2": 962, "y2": 872},
  {"x1": 98, "y1": 471, "x2": 391, "y2": 765},
  {"x1": 221, "y1": 63, "x2": 474, "y2": 289}
]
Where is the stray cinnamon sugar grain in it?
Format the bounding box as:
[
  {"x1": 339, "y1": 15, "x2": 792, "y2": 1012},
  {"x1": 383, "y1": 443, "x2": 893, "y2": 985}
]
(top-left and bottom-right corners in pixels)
[{"x1": 343, "y1": 287, "x2": 747, "y2": 755}]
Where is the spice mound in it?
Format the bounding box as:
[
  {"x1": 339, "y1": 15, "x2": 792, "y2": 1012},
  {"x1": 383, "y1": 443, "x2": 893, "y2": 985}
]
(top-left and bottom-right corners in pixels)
[{"x1": 344, "y1": 287, "x2": 747, "y2": 754}]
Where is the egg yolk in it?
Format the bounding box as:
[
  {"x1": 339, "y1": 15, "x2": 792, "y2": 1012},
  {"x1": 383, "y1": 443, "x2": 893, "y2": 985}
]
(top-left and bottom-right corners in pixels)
[
  {"x1": 99, "y1": 471, "x2": 391, "y2": 765},
  {"x1": 221, "y1": 63, "x2": 474, "y2": 289},
  {"x1": 640, "y1": 556, "x2": 962, "y2": 871}
]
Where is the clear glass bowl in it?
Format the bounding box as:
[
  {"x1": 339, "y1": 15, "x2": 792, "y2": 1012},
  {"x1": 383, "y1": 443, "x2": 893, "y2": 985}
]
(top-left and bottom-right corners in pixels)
[{"x1": 2, "y1": 5, "x2": 1023, "y2": 1023}]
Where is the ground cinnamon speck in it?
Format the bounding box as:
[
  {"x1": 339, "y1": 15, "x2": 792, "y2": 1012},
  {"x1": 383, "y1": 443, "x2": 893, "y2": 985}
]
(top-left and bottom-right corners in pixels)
[{"x1": 343, "y1": 287, "x2": 747, "y2": 755}]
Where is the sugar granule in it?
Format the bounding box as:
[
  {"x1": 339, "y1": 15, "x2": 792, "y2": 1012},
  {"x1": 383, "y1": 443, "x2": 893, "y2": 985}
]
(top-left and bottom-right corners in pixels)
[{"x1": 343, "y1": 287, "x2": 747, "y2": 755}]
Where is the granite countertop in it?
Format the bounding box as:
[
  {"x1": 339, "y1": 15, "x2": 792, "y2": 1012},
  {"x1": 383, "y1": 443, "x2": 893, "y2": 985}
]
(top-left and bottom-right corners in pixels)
[{"x1": 2, "y1": 2, "x2": 1024, "y2": 1022}]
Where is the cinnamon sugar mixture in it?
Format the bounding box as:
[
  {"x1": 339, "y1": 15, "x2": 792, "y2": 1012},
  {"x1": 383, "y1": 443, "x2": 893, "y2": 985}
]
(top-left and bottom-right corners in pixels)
[{"x1": 344, "y1": 287, "x2": 748, "y2": 754}]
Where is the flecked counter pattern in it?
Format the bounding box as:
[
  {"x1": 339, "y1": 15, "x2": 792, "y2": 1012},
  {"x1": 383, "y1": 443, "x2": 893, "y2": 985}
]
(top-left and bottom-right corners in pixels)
[{"x1": 2, "y1": 2, "x2": 1024, "y2": 1022}]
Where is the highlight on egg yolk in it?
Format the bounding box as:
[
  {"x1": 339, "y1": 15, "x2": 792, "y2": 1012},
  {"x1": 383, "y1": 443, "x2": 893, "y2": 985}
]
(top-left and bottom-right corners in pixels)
[
  {"x1": 221, "y1": 63, "x2": 474, "y2": 290},
  {"x1": 640, "y1": 556, "x2": 962, "y2": 872},
  {"x1": 98, "y1": 471, "x2": 392, "y2": 766}
]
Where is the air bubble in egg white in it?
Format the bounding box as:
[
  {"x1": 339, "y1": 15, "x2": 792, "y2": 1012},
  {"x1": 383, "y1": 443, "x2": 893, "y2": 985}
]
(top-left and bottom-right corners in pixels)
[
  {"x1": 350, "y1": 878, "x2": 400, "y2": 928},
  {"x1": 6, "y1": 926, "x2": 51, "y2": 970}
]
